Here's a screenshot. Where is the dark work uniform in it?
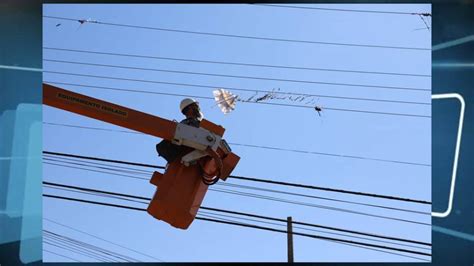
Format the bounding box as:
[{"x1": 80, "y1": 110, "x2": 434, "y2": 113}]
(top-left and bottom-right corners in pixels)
[
  {"x1": 156, "y1": 117, "x2": 201, "y2": 163},
  {"x1": 179, "y1": 117, "x2": 200, "y2": 128}
]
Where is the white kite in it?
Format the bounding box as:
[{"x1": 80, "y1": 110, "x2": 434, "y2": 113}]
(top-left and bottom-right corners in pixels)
[{"x1": 213, "y1": 88, "x2": 238, "y2": 114}]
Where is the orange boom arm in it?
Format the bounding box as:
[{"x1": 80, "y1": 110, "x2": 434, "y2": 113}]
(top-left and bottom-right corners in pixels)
[{"x1": 43, "y1": 83, "x2": 177, "y2": 140}]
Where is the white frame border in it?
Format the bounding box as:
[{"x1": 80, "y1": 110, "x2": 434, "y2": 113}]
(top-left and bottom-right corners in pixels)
[{"x1": 431, "y1": 93, "x2": 465, "y2": 218}]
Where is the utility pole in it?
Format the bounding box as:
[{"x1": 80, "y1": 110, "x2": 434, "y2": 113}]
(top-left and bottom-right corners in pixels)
[{"x1": 287, "y1": 216, "x2": 294, "y2": 263}]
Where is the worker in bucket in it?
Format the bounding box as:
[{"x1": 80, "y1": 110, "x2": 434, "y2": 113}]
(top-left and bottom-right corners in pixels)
[
  {"x1": 179, "y1": 98, "x2": 203, "y2": 128},
  {"x1": 155, "y1": 98, "x2": 204, "y2": 164}
]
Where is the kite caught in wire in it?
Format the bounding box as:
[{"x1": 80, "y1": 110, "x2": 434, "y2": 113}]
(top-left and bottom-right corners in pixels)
[
  {"x1": 212, "y1": 87, "x2": 324, "y2": 117},
  {"x1": 213, "y1": 89, "x2": 239, "y2": 114}
]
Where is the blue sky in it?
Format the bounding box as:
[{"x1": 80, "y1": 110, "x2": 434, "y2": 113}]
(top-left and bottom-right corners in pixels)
[{"x1": 42, "y1": 4, "x2": 431, "y2": 262}]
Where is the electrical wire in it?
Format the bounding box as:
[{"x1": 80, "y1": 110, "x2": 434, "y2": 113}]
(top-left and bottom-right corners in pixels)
[
  {"x1": 209, "y1": 187, "x2": 430, "y2": 226},
  {"x1": 43, "y1": 79, "x2": 430, "y2": 106},
  {"x1": 44, "y1": 217, "x2": 165, "y2": 262},
  {"x1": 42, "y1": 181, "x2": 431, "y2": 246},
  {"x1": 228, "y1": 143, "x2": 430, "y2": 166},
  {"x1": 44, "y1": 161, "x2": 149, "y2": 181},
  {"x1": 42, "y1": 154, "x2": 430, "y2": 216},
  {"x1": 251, "y1": 4, "x2": 431, "y2": 16},
  {"x1": 197, "y1": 210, "x2": 430, "y2": 251},
  {"x1": 195, "y1": 212, "x2": 429, "y2": 261},
  {"x1": 44, "y1": 230, "x2": 138, "y2": 262},
  {"x1": 44, "y1": 184, "x2": 150, "y2": 205},
  {"x1": 43, "y1": 162, "x2": 431, "y2": 226},
  {"x1": 43, "y1": 154, "x2": 151, "y2": 175},
  {"x1": 73, "y1": 191, "x2": 410, "y2": 262},
  {"x1": 43, "y1": 230, "x2": 138, "y2": 262},
  {"x1": 42, "y1": 150, "x2": 432, "y2": 204},
  {"x1": 42, "y1": 193, "x2": 431, "y2": 258},
  {"x1": 44, "y1": 47, "x2": 431, "y2": 78},
  {"x1": 217, "y1": 183, "x2": 430, "y2": 215},
  {"x1": 43, "y1": 15, "x2": 430, "y2": 51},
  {"x1": 43, "y1": 156, "x2": 150, "y2": 176},
  {"x1": 43, "y1": 238, "x2": 112, "y2": 262},
  {"x1": 44, "y1": 59, "x2": 430, "y2": 92},
  {"x1": 45, "y1": 233, "x2": 125, "y2": 262},
  {"x1": 199, "y1": 206, "x2": 431, "y2": 246},
  {"x1": 43, "y1": 81, "x2": 431, "y2": 119},
  {"x1": 43, "y1": 249, "x2": 82, "y2": 262},
  {"x1": 42, "y1": 121, "x2": 431, "y2": 167}
]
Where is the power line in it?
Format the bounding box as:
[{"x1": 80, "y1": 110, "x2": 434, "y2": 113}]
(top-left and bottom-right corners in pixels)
[
  {"x1": 43, "y1": 161, "x2": 430, "y2": 226},
  {"x1": 328, "y1": 240, "x2": 429, "y2": 262},
  {"x1": 46, "y1": 182, "x2": 430, "y2": 250},
  {"x1": 48, "y1": 152, "x2": 420, "y2": 215},
  {"x1": 44, "y1": 58, "x2": 430, "y2": 92},
  {"x1": 42, "y1": 181, "x2": 431, "y2": 246},
  {"x1": 44, "y1": 207, "x2": 429, "y2": 262},
  {"x1": 44, "y1": 79, "x2": 430, "y2": 109},
  {"x1": 43, "y1": 158, "x2": 430, "y2": 227},
  {"x1": 44, "y1": 241, "x2": 108, "y2": 262},
  {"x1": 44, "y1": 81, "x2": 431, "y2": 119},
  {"x1": 196, "y1": 213, "x2": 429, "y2": 262},
  {"x1": 217, "y1": 183, "x2": 429, "y2": 215},
  {"x1": 43, "y1": 120, "x2": 145, "y2": 136},
  {"x1": 44, "y1": 235, "x2": 119, "y2": 263},
  {"x1": 42, "y1": 193, "x2": 431, "y2": 258},
  {"x1": 43, "y1": 15, "x2": 430, "y2": 51},
  {"x1": 44, "y1": 150, "x2": 163, "y2": 169},
  {"x1": 217, "y1": 181, "x2": 429, "y2": 217},
  {"x1": 230, "y1": 175, "x2": 431, "y2": 204},
  {"x1": 46, "y1": 166, "x2": 427, "y2": 229},
  {"x1": 43, "y1": 238, "x2": 112, "y2": 262},
  {"x1": 43, "y1": 122, "x2": 431, "y2": 167},
  {"x1": 43, "y1": 155, "x2": 430, "y2": 218},
  {"x1": 42, "y1": 161, "x2": 431, "y2": 225},
  {"x1": 44, "y1": 156, "x2": 150, "y2": 177},
  {"x1": 43, "y1": 60, "x2": 429, "y2": 92},
  {"x1": 44, "y1": 230, "x2": 138, "y2": 262},
  {"x1": 44, "y1": 161, "x2": 148, "y2": 181},
  {"x1": 198, "y1": 207, "x2": 428, "y2": 246},
  {"x1": 44, "y1": 183, "x2": 150, "y2": 205},
  {"x1": 43, "y1": 230, "x2": 138, "y2": 262},
  {"x1": 43, "y1": 249, "x2": 82, "y2": 262},
  {"x1": 252, "y1": 4, "x2": 431, "y2": 16},
  {"x1": 43, "y1": 47, "x2": 431, "y2": 78},
  {"x1": 44, "y1": 217, "x2": 165, "y2": 262},
  {"x1": 208, "y1": 188, "x2": 430, "y2": 226},
  {"x1": 42, "y1": 150, "x2": 432, "y2": 204},
  {"x1": 43, "y1": 154, "x2": 429, "y2": 215},
  {"x1": 197, "y1": 210, "x2": 430, "y2": 252},
  {"x1": 45, "y1": 233, "x2": 125, "y2": 262},
  {"x1": 42, "y1": 78, "x2": 430, "y2": 108},
  {"x1": 43, "y1": 155, "x2": 151, "y2": 174},
  {"x1": 228, "y1": 143, "x2": 430, "y2": 166}
]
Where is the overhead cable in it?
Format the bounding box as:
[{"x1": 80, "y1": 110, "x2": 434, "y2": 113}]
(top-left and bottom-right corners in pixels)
[
  {"x1": 42, "y1": 150, "x2": 432, "y2": 204},
  {"x1": 42, "y1": 193, "x2": 431, "y2": 258},
  {"x1": 44, "y1": 47, "x2": 431, "y2": 78},
  {"x1": 43, "y1": 15, "x2": 430, "y2": 51}
]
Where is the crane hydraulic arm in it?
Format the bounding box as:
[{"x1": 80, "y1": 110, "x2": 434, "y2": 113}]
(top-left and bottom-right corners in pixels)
[
  {"x1": 43, "y1": 83, "x2": 240, "y2": 229},
  {"x1": 43, "y1": 83, "x2": 177, "y2": 140}
]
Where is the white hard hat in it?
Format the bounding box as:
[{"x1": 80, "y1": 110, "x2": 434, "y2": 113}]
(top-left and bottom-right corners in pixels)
[{"x1": 180, "y1": 98, "x2": 198, "y2": 113}]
